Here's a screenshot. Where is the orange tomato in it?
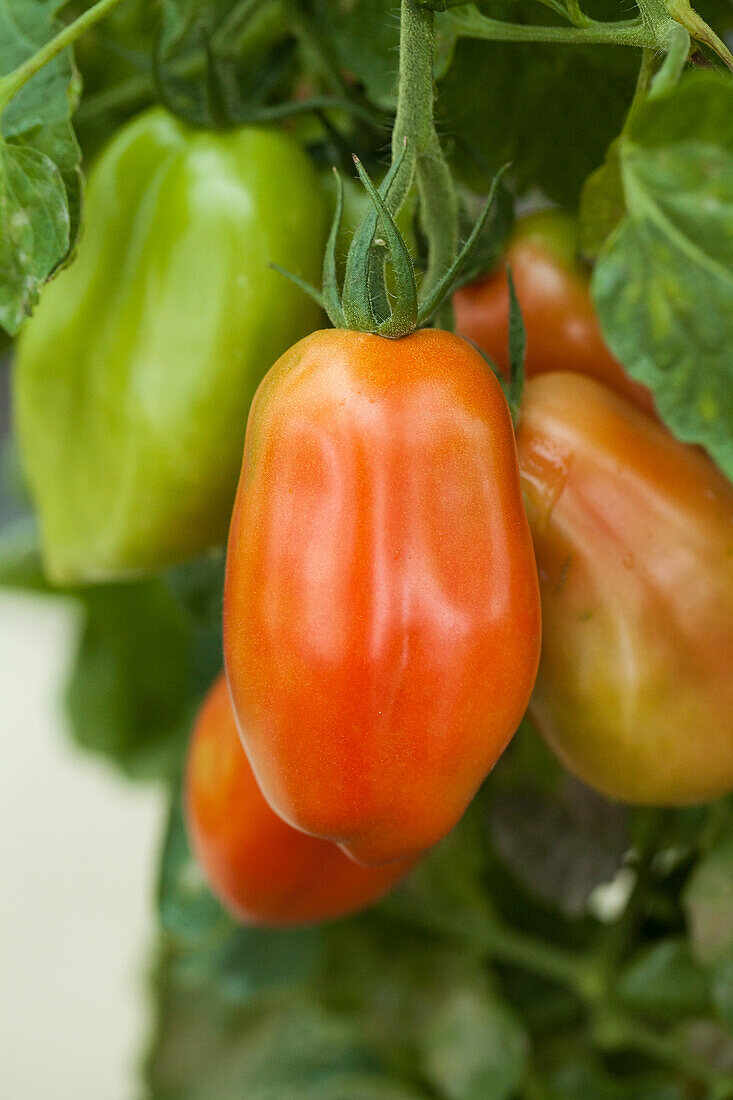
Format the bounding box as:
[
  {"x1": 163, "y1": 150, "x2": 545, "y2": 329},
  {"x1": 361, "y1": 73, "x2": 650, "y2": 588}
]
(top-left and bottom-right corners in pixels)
[
  {"x1": 517, "y1": 372, "x2": 733, "y2": 805},
  {"x1": 454, "y1": 210, "x2": 654, "y2": 415},
  {"x1": 224, "y1": 328, "x2": 541, "y2": 865},
  {"x1": 185, "y1": 675, "x2": 412, "y2": 925}
]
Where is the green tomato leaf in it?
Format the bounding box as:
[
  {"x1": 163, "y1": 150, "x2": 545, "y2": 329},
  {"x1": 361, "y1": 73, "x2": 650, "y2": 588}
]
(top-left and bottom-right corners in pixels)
[
  {"x1": 710, "y1": 953, "x2": 733, "y2": 1029},
  {"x1": 158, "y1": 787, "x2": 325, "y2": 999},
  {"x1": 422, "y1": 986, "x2": 529, "y2": 1100},
  {"x1": 0, "y1": 515, "x2": 46, "y2": 588},
  {"x1": 0, "y1": 0, "x2": 82, "y2": 335},
  {"x1": 437, "y1": 28, "x2": 636, "y2": 201},
  {"x1": 0, "y1": 144, "x2": 69, "y2": 334},
  {"x1": 317, "y1": 1080, "x2": 426, "y2": 1100},
  {"x1": 684, "y1": 832, "x2": 733, "y2": 966},
  {"x1": 62, "y1": 551, "x2": 224, "y2": 779},
  {"x1": 69, "y1": 0, "x2": 157, "y2": 158},
  {"x1": 148, "y1": 996, "x2": 375, "y2": 1099},
  {"x1": 542, "y1": 1053, "x2": 687, "y2": 1100},
  {"x1": 158, "y1": 786, "x2": 225, "y2": 943},
  {"x1": 592, "y1": 73, "x2": 733, "y2": 476},
  {"x1": 318, "y1": 916, "x2": 534, "y2": 1099},
  {"x1": 0, "y1": 432, "x2": 40, "y2": 583},
  {"x1": 147, "y1": 933, "x2": 427, "y2": 1100},
  {"x1": 154, "y1": 0, "x2": 297, "y2": 127},
  {"x1": 311, "y1": 0, "x2": 400, "y2": 109},
  {"x1": 674, "y1": 1019, "x2": 733, "y2": 1079},
  {"x1": 617, "y1": 939, "x2": 711, "y2": 1018},
  {"x1": 65, "y1": 578, "x2": 194, "y2": 780},
  {"x1": 379, "y1": 801, "x2": 496, "y2": 947},
  {"x1": 578, "y1": 139, "x2": 625, "y2": 259},
  {"x1": 311, "y1": 0, "x2": 455, "y2": 110},
  {"x1": 319, "y1": 919, "x2": 505, "y2": 1061}
]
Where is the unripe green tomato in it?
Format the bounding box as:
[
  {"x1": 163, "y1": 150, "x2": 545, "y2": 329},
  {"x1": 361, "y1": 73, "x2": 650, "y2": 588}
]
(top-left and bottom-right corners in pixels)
[{"x1": 14, "y1": 107, "x2": 328, "y2": 584}]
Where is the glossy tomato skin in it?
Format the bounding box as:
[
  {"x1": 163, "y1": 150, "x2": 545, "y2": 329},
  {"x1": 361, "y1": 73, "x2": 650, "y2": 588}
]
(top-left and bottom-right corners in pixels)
[
  {"x1": 186, "y1": 675, "x2": 412, "y2": 926},
  {"x1": 453, "y1": 211, "x2": 654, "y2": 414},
  {"x1": 517, "y1": 372, "x2": 733, "y2": 805},
  {"x1": 15, "y1": 107, "x2": 327, "y2": 584},
  {"x1": 224, "y1": 328, "x2": 541, "y2": 866}
]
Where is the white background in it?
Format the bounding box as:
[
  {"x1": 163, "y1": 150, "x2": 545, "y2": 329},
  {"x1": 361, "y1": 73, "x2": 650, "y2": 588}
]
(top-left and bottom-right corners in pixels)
[{"x1": 0, "y1": 590, "x2": 167, "y2": 1100}]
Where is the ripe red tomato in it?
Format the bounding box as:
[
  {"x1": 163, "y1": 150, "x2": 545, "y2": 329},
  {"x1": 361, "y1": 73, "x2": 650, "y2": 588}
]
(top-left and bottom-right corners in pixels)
[
  {"x1": 453, "y1": 210, "x2": 654, "y2": 415},
  {"x1": 516, "y1": 372, "x2": 733, "y2": 805},
  {"x1": 185, "y1": 675, "x2": 412, "y2": 925},
  {"x1": 224, "y1": 327, "x2": 541, "y2": 866}
]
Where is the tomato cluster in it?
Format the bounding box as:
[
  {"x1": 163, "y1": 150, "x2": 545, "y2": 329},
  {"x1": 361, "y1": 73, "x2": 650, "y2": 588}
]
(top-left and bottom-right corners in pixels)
[
  {"x1": 16, "y1": 114, "x2": 733, "y2": 926},
  {"x1": 205, "y1": 213, "x2": 730, "y2": 921}
]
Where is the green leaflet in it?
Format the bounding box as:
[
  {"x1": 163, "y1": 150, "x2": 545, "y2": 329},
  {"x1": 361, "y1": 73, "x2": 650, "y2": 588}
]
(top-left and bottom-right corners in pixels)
[
  {"x1": 310, "y1": 0, "x2": 456, "y2": 110},
  {"x1": 437, "y1": 32, "x2": 636, "y2": 202},
  {"x1": 0, "y1": 0, "x2": 82, "y2": 335},
  {"x1": 64, "y1": 578, "x2": 195, "y2": 780},
  {"x1": 154, "y1": 0, "x2": 296, "y2": 126},
  {"x1": 684, "y1": 832, "x2": 733, "y2": 968},
  {"x1": 617, "y1": 939, "x2": 712, "y2": 1019},
  {"x1": 593, "y1": 73, "x2": 733, "y2": 478}
]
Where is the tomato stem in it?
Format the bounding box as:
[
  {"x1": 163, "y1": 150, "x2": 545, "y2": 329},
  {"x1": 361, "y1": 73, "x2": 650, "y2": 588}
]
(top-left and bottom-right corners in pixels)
[
  {"x1": 594, "y1": 1009, "x2": 733, "y2": 1091},
  {"x1": 449, "y1": 10, "x2": 656, "y2": 48},
  {"x1": 450, "y1": 0, "x2": 733, "y2": 71},
  {"x1": 478, "y1": 910, "x2": 590, "y2": 992},
  {"x1": 392, "y1": 0, "x2": 459, "y2": 307},
  {"x1": 622, "y1": 47, "x2": 658, "y2": 135},
  {"x1": 478, "y1": 904, "x2": 733, "y2": 1090}
]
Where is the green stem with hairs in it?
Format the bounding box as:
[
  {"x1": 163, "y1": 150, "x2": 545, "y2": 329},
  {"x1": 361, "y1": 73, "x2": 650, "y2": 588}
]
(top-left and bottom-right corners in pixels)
[
  {"x1": 391, "y1": 0, "x2": 459, "y2": 304},
  {"x1": 449, "y1": 10, "x2": 656, "y2": 48},
  {"x1": 450, "y1": 0, "x2": 733, "y2": 70}
]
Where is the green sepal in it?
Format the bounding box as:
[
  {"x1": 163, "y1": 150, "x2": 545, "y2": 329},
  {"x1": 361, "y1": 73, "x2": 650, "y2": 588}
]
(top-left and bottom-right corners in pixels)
[
  {"x1": 198, "y1": 15, "x2": 232, "y2": 130},
  {"x1": 417, "y1": 164, "x2": 510, "y2": 326},
  {"x1": 341, "y1": 150, "x2": 407, "y2": 332},
  {"x1": 321, "y1": 168, "x2": 347, "y2": 328},
  {"x1": 342, "y1": 144, "x2": 418, "y2": 337},
  {"x1": 506, "y1": 265, "x2": 526, "y2": 421},
  {"x1": 269, "y1": 264, "x2": 325, "y2": 312},
  {"x1": 354, "y1": 155, "x2": 418, "y2": 338}
]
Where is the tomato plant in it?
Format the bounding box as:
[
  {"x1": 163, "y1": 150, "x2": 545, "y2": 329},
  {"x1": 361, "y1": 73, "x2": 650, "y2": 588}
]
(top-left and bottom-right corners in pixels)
[
  {"x1": 2, "y1": 0, "x2": 733, "y2": 1097},
  {"x1": 224, "y1": 327, "x2": 541, "y2": 865},
  {"x1": 186, "y1": 674, "x2": 413, "y2": 924},
  {"x1": 517, "y1": 372, "x2": 733, "y2": 804}
]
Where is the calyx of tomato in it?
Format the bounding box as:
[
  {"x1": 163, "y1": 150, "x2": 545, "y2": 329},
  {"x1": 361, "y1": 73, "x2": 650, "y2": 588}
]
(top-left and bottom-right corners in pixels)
[{"x1": 277, "y1": 0, "x2": 508, "y2": 339}]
